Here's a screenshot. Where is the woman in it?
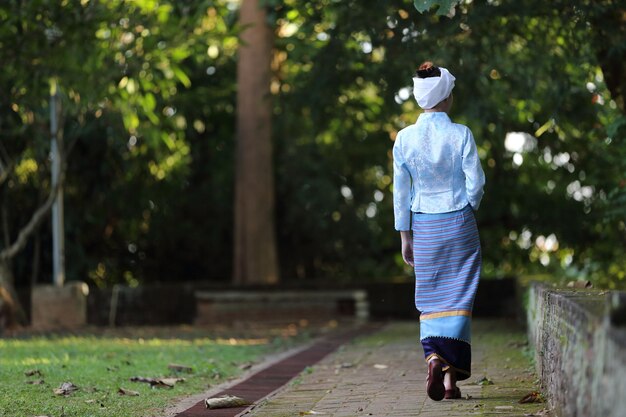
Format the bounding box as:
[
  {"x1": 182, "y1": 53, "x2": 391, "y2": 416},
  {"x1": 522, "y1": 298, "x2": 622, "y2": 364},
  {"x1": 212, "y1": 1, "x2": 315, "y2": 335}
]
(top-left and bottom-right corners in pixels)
[{"x1": 393, "y1": 62, "x2": 485, "y2": 401}]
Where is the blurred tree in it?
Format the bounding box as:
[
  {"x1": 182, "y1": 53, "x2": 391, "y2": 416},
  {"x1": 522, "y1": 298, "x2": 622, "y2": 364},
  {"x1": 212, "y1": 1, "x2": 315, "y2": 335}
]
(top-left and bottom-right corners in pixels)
[
  {"x1": 0, "y1": 0, "x2": 206, "y2": 321},
  {"x1": 233, "y1": 0, "x2": 279, "y2": 285},
  {"x1": 0, "y1": 0, "x2": 623, "y2": 299}
]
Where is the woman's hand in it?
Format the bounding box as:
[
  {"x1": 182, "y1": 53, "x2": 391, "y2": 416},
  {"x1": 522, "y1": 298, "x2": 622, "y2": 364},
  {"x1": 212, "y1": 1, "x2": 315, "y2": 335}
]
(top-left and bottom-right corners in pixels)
[{"x1": 400, "y1": 231, "x2": 414, "y2": 267}]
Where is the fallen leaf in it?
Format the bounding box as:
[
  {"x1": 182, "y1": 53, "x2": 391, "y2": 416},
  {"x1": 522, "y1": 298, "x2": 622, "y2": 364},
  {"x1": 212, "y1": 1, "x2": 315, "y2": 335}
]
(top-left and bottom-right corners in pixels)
[
  {"x1": 168, "y1": 363, "x2": 193, "y2": 373},
  {"x1": 373, "y1": 364, "x2": 388, "y2": 369},
  {"x1": 204, "y1": 394, "x2": 250, "y2": 409},
  {"x1": 25, "y1": 369, "x2": 43, "y2": 377},
  {"x1": 118, "y1": 387, "x2": 140, "y2": 396},
  {"x1": 130, "y1": 376, "x2": 185, "y2": 388},
  {"x1": 476, "y1": 377, "x2": 494, "y2": 386},
  {"x1": 519, "y1": 391, "x2": 544, "y2": 404},
  {"x1": 54, "y1": 382, "x2": 79, "y2": 396},
  {"x1": 130, "y1": 376, "x2": 155, "y2": 384},
  {"x1": 238, "y1": 362, "x2": 254, "y2": 370},
  {"x1": 526, "y1": 408, "x2": 551, "y2": 416},
  {"x1": 335, "y1": 362, "x2": 354, "y2": 369},
  {"x1": 159, "y1": 377, "x2": 185, "y2": 387},
  {"x1": 566, "y1": 279, "x2": 593, "y2": 288},
  {"x1": 26, "y1": 379, "x2": 45, "y2": 385}
]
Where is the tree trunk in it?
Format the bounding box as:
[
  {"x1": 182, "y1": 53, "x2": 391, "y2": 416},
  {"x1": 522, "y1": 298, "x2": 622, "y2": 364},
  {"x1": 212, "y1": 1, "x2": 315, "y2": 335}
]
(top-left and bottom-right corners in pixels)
[
  {"x1": 0, "y1": 260, "x2": 27, "y2": 328},
  {"x1": 233, "y1": 0, "x2": 279, "y2": 285}
]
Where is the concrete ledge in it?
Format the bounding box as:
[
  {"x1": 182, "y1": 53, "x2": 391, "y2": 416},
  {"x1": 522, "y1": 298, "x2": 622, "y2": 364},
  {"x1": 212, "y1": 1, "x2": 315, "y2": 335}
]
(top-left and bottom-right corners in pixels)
[
  {"x1": 195, "y1": 290, "x2": 369, "y2": 325},
  {"x1": 527, "y1": 283, "x2": 626, "y2": 417}
]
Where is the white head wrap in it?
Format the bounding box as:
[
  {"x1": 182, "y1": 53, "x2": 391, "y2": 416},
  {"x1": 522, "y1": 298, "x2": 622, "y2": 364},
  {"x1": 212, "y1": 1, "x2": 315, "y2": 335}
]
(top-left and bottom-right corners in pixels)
[{"x1": 412, "y1": 67, "x2": 456, "y2": 109}]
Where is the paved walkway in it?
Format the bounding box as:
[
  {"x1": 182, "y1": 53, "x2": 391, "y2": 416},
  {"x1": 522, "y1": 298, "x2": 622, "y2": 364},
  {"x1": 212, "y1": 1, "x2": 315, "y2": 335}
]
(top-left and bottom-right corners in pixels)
[{"x1": 240, "y1": 320, "x2": 553, "y2": 417}]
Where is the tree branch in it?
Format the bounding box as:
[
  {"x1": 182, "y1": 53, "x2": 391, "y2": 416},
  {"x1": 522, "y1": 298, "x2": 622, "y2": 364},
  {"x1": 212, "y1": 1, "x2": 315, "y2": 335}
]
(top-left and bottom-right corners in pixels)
[{"x1": 0, "y1": 156, "x2": 65, "y2": 262}]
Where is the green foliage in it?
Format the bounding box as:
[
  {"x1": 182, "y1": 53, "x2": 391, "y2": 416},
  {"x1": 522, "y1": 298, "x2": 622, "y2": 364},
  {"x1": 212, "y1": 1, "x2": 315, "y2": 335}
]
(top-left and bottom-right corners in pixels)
[
  {"x1": 0, "y1": 0, "x2": 624, "y2": 289},
  {"x1": 270, "y1": 0, "x2": 625, "y2": 286},
  {"x1": 413, "y1": 0, "x2": 461, "y2": 16}
]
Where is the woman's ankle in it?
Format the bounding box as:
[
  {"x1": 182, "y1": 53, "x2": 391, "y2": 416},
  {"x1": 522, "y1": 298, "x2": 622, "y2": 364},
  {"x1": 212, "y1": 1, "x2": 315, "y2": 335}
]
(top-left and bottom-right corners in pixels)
[{"x1": 443, "y1": 370, "x2": 457, "y2": 391}]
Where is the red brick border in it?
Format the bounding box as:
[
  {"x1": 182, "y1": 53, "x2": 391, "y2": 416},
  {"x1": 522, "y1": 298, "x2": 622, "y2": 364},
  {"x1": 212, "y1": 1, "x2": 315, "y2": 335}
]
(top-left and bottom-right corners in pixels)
[{"x1": 175, "y1": 325, "x2": 378, "y2": 417}]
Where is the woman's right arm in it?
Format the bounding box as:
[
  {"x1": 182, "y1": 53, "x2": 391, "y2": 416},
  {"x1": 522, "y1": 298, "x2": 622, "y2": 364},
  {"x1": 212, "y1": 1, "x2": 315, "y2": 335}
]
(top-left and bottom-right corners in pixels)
[
  {"x1": 393, "y1": 134, "x2": 412, "y2": 231},
  {"x1": 393, "y1": 134, "x2": 415, "y2": 267}
]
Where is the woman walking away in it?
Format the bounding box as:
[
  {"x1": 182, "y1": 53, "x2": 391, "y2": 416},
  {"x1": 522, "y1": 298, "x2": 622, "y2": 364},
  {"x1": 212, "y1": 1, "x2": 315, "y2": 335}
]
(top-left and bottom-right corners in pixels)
[{"x1": 393, "y1": 62, "x2": 485, "y2": 401}]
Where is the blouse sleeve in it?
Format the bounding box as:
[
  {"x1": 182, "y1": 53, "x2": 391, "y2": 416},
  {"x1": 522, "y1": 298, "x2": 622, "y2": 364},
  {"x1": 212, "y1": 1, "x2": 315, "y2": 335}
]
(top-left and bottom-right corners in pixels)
[
  {"x1": 462, "y1": 128, "x2": 486, "y2": 210},
  {"x1": 393, "y1": 134, "x2": 412, "y2": 231}
]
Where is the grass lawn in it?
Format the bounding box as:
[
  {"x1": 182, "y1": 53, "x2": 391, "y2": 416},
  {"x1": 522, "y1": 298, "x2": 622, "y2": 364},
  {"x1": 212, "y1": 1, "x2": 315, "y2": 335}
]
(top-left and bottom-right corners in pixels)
[{"x1": 0, "y1": 325, "x2": 312, "y2": 417}]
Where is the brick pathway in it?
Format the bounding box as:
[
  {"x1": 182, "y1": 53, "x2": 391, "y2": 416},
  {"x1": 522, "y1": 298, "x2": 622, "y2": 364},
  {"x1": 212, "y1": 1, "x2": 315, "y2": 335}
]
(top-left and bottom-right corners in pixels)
[{"x1": 240, "y1": 320, "x2": 553, "y2": 417}]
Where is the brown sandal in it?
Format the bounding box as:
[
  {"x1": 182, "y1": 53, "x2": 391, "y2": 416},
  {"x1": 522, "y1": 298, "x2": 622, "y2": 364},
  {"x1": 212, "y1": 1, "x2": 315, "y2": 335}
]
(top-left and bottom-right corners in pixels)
[
  {"x1": 426, "y1": 359, "x2": 445, "y2": 401},
  {"x1": 444, "y1": 386, "x2": 462, "y2": 399}
]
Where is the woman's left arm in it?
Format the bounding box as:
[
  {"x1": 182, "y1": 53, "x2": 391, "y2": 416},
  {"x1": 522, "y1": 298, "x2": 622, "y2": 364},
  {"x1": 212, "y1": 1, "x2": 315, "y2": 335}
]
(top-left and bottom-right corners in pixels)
[{"x1": 462, "y1": 128, "x2": 486, "y2": 210}]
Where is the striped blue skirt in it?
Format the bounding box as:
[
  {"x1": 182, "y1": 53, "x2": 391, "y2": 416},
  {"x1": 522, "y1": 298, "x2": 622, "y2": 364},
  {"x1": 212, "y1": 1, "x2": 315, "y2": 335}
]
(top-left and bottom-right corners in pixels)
[{"x1": 412, "y1": 204, "x2": 481, "y2": 380}]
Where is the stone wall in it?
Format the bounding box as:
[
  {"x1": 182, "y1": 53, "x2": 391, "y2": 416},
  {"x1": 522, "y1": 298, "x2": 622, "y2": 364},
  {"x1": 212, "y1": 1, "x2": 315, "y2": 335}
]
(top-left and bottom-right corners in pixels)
[
  {"x1": 527, "y1": 283, "x2": 626, "y2": 417},
  {"x1": 83, "y1": 278, "x2": 518, "y2": 326},
  {"x1": 194, "y1": 289, "x2": 369, "y2": 325},
  {"x1": 31, "y1": 283, "x2": 89, "y2": 330},
  {"x1": 87, "y1": 283, "x2": 196, "y2": 326}
]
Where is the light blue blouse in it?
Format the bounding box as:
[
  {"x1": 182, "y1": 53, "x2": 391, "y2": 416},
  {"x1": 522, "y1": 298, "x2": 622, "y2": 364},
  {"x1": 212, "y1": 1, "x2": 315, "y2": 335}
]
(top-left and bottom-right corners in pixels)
[{"x1": 393, "y1": 112, "x2": 485, "y2": 231}]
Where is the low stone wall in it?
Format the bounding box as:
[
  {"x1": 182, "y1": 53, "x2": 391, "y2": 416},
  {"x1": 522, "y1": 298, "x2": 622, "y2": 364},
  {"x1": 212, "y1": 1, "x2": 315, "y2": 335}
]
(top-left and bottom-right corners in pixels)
[
  {"x1": 194, "y1": 289, "x2": 369, "y2": 325},
  {"x1": 80, "y1": 277, "x2": 519, "y2": 327},
  {"x1": 527, "y1": 283, "x2": 626, "y2": 417},
  {"x1": 87, "y1": 283, "x2": 196, "y2": 326}
]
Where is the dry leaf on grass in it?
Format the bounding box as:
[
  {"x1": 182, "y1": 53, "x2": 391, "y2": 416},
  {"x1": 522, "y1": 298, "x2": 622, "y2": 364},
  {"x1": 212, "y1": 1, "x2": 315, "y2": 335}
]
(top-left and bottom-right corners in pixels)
[
  {"x1": 54, "y1": 382, "x2": 79, "y2": 396},
  {"x1": 159, "y1": 377, "x2": 185, "y2": 387},
  {"x1": 204, "y1": 394, "x2": 250, "y2": 409},
  {"x1": 26, "y1": 379, "x2": 45, "y2": 385},
  {"x1": 168, "y1": 363, "x2": 193, "y2": 373},
  {"x1": 25, "y1": 369, "x2": 43, "y2": 377},
  {"x1": 130, "y1": 376, "x2": 185, "y2": 388},
  {"x1": 118, "y1": 387, "x2": 140, "y2": 396},
  {"x1": 519, "y1": 391, "x2": 544, "y2": 404},
  {"x1": 238, "y1": 362, "x2": 254, "y2": 370}
]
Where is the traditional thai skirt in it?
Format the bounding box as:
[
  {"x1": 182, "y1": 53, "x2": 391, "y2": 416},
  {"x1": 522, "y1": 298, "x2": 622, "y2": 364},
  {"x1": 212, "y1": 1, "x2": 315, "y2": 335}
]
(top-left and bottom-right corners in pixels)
[{"x1": 412, "y1": 204, "x2": 481, "y2": 380}]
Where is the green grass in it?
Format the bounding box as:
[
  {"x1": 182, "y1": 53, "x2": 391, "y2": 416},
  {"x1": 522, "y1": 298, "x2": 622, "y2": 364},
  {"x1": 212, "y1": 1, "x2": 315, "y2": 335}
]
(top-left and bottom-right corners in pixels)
[{"x1": 0, "y1": 330, "x2": 304, "y2": 417}]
